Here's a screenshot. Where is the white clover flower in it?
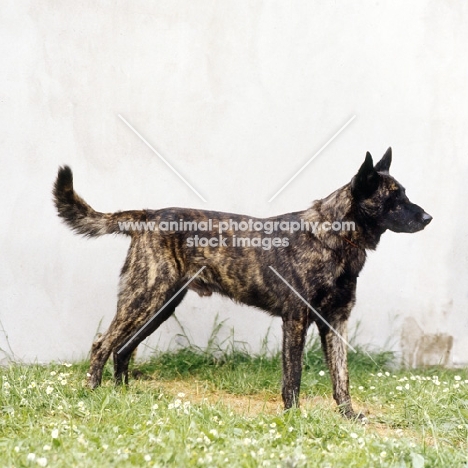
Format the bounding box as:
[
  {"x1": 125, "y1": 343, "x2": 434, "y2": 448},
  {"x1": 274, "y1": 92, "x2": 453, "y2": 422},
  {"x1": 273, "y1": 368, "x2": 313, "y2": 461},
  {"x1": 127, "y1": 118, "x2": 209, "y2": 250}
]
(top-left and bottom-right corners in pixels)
[
  {"x1": 43, "y1": 445, "x2": 51, "y2": 451},
  {"x1": 102, "y1": 444, "x2": 109, "y2": 450},
  {"x1": 318, "y1": 370, "x2": 325, "y2": 376},
  {"x1": 152, "y1": 403, "x2": 159, "y2": 410},
  {"x1": 380, "y1": 451, "x2": 387, "y2": 458},
  {"x1": 144, "y1": 454, "x2": 151, "y2": 462},
  {"x1": 3, "y1": 381, "x2": 11, "y2": 389},
  {"x1": 455, "y1": 375, "x2": 461, "y2": 381},
  {"x1": 37, "y1": 457, "x2": 48, "y2": 467},
  {"x1": 77, "y1": 435, "x2": 88, "y2": 446},
  {"x1": 27, "y1": 453, "x2": 36, "y2": 461},
  {"x1": 45, "y1": 386, "x2": 53, "y2": 395},
  {"x1": 396, "y1": 386, "x2": 403, "y2": 391},
  {"x1": 177, "y1": 392, "x2": 185, "y2": 398},
  {"x1": 14, "y1": 446, "x2": 20, "y2": 453},
  {"x1": 50, "y1": 371, "x2": 57, "y2": 376},
  {"x1": 51, "y1": 428, "x2": 59, "y2": 439},
  {"x1": 350, "y1": 432, "x2": 358, "y2": 439}
]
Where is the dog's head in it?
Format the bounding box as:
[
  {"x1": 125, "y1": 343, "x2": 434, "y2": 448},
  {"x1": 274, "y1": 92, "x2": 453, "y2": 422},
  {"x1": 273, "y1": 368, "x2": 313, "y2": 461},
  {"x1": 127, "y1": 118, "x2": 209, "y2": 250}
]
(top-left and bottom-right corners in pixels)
[{"x1": 351, "y1": 148, "x2": 432, "y2": 233}]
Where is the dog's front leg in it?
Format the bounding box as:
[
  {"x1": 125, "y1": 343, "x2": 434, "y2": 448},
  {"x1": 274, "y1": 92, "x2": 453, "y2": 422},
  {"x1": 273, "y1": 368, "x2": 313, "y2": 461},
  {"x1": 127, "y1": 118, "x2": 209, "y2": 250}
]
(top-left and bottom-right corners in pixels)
[
  {"x1": 282, "y1": 314, "x2": 308, "y2": 409},
  {"x1": 318, "y1": 318, "x2": 357, "y2": 419}
]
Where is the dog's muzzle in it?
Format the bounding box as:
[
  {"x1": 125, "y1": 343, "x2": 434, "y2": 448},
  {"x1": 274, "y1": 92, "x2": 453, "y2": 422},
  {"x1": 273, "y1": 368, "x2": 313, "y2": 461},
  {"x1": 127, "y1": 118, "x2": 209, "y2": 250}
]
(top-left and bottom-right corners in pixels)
[{"x1": 421, "y1": 212, "x2": 433, "y2": 226}]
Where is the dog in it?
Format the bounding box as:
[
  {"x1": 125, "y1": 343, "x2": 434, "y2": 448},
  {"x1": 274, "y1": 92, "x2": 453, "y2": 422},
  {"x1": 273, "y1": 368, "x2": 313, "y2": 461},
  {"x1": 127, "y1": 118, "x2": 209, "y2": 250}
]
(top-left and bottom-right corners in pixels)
[{"x1": 53, "y1": 148, "x2": 432, "y2": 418}]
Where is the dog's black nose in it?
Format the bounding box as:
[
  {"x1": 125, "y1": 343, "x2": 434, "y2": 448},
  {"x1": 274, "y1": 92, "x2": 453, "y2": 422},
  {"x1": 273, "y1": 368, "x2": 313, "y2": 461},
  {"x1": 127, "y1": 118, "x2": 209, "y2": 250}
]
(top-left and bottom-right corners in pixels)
[{"x1": 421, "y1": 212, "x2": 433, "y2": 225}]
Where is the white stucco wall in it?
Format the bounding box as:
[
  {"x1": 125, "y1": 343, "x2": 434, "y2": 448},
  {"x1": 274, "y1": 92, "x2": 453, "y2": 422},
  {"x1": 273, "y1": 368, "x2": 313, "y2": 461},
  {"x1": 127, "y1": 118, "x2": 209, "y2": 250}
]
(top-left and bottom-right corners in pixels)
[{"x1": 1, "y1": 1, "x2": 467, "y2": 365}]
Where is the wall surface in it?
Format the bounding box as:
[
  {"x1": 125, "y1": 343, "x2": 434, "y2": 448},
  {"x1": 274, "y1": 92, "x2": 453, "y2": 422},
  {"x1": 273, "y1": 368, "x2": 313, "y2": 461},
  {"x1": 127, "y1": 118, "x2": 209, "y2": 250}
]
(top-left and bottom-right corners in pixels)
[{"x1": 1, "y1": 1, "x2": 467, "y2": 366}]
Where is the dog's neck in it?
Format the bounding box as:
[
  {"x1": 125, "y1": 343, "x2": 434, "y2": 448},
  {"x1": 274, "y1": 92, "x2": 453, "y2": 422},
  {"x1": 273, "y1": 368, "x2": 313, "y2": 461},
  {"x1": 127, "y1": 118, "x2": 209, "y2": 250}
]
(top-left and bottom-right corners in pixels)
[{"x1": 305, "y1": 184, "x2": 384, "y2": 251}]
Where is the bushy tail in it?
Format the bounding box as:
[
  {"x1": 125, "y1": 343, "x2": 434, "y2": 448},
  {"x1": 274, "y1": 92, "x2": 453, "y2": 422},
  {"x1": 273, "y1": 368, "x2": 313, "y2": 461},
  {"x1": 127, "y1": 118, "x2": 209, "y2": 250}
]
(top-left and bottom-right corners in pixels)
[{"x1": 53, "y1": 166, "x2": 141, "y2": 237}]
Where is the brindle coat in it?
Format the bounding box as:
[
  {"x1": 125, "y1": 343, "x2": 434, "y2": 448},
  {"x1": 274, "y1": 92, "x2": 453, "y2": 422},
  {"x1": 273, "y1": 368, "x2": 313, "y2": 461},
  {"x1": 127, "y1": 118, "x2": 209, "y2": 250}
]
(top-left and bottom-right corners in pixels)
[{"x1": 53, "y1": 148, "x2": 432, "y2": 418}]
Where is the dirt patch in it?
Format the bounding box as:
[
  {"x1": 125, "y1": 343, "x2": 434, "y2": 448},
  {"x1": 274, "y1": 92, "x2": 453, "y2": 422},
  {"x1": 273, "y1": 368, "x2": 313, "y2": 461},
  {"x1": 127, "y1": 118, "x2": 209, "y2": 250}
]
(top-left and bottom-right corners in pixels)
[
  {"x1": 143, "y1": 378, "x2": 344, "y2": 417},
  {"x1": 147, "y1": 378, "x2": 283, "y2": 416},
  {"x1": 139, "y1": 378, "x2": 426, "y2": 444}
]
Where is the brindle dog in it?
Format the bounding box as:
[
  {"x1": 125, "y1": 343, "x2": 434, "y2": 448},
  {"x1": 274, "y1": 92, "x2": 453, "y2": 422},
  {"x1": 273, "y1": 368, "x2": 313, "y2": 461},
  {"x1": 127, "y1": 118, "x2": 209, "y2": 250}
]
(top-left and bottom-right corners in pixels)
[{"x1": 53, "y1": 148, "x2": 432, "y2": 418}]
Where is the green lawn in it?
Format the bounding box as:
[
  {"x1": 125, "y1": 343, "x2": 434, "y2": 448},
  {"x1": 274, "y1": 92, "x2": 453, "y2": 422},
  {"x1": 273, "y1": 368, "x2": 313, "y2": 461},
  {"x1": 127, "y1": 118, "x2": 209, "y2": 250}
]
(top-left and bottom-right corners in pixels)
[{"x1": 1, "y1": 341, "x2": 468, "y2": 467}]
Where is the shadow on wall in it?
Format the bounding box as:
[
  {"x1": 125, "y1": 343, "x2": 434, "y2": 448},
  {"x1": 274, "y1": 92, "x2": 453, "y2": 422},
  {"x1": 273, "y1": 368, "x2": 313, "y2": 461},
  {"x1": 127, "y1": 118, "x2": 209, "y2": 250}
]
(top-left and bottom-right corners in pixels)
[{"x1": 401, "y1": 317, "x2": 453, "y2": 368}]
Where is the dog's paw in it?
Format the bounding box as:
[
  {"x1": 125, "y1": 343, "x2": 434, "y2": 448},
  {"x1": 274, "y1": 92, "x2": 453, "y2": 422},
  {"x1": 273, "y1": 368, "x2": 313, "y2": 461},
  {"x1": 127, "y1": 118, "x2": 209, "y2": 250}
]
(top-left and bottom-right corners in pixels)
[
  {"x1": 347, "y1": 411, "x2": 368, "y2": 424},
  {"x1": 340, "y1": 406, "x2": 368, "y2": 423},
  {"x1": 131, "y1": 369, "x2": 145, "y2": 380},
  {"x1": 86, "y1": 373, "x2": 100, "y2": 390}
]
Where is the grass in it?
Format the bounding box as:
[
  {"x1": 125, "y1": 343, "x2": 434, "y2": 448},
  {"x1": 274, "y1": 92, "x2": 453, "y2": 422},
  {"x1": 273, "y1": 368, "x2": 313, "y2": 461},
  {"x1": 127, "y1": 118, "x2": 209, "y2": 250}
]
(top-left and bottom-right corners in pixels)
[{"x1": 1, "y1": 332, "x2": 468, "y2": 467}]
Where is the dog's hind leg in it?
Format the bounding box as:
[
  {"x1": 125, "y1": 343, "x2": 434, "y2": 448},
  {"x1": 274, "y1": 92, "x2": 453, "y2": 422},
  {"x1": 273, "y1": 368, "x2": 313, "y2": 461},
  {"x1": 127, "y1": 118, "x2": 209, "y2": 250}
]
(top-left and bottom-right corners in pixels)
[
  {"x1": 281, "y1": 310, "x2": 310, "y2": 409},
  {"x1": 318, "y1": 316, "x2": 356, "y2": 419},
  {"x1": 112, "y1": 288, "x2": 188, "y2": 385},
  {"x1": 87, "y1": 277, "x2": 187, "y2": 389}
]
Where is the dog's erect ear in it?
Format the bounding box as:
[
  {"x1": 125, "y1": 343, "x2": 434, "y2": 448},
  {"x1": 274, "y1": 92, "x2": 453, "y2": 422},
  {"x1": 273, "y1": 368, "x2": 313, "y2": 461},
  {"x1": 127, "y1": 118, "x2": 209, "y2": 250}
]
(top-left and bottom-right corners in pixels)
[
  {"x1": 374, "y1": 147, "x2": 392, "y2": 173},
  {"x1": 351, "y1": 152, "x2": 380, "y2": 198}
]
